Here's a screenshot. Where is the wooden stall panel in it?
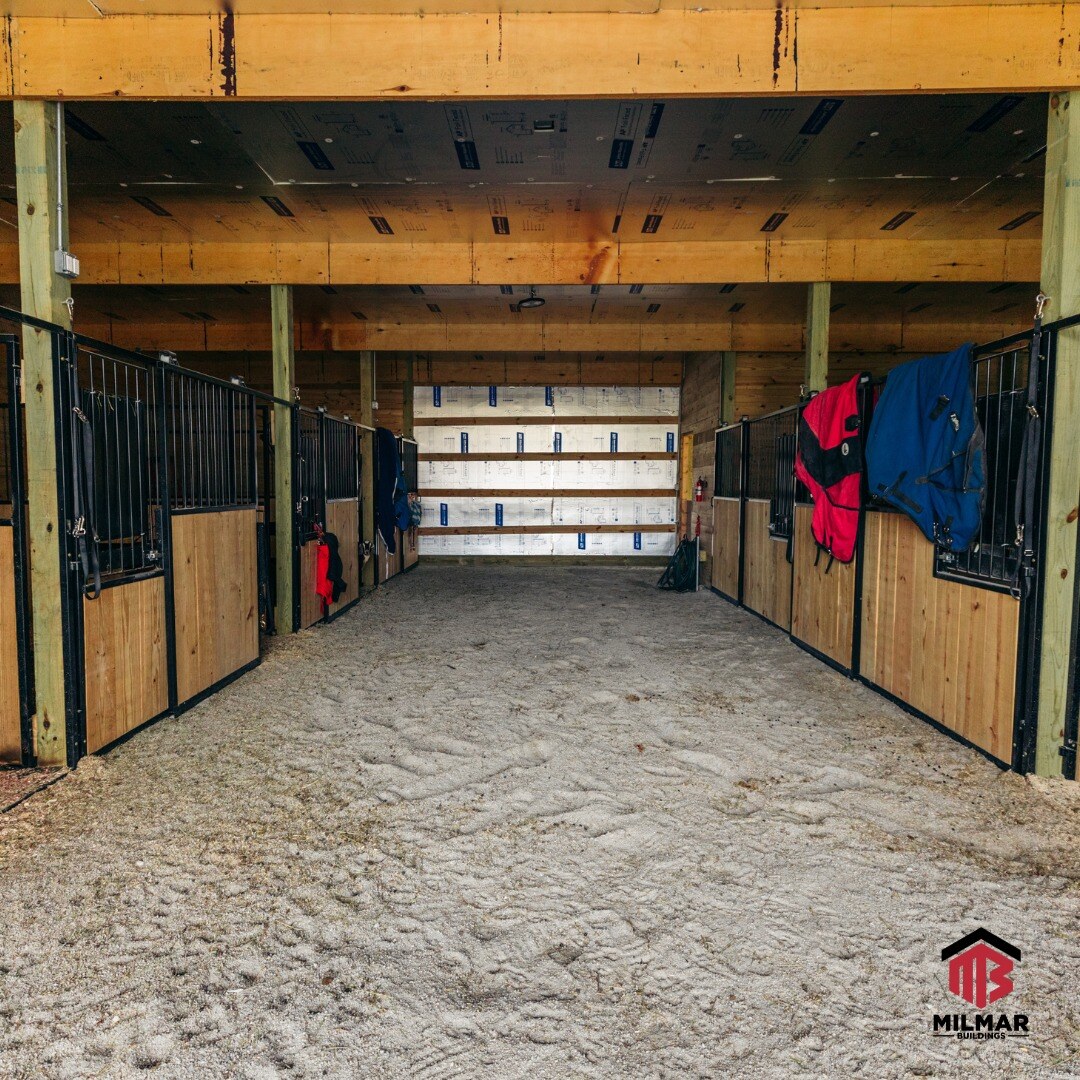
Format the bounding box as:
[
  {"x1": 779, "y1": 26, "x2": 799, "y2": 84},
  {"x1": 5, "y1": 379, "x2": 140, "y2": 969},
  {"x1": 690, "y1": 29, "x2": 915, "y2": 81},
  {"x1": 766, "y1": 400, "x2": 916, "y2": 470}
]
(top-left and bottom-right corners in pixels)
[
  {"x1": 378, "y1": 530, "x2": 403, "y2": 583},
  {"x1": 791, "y1": 504, "x2": 857, "y2": 669},
  {"x1": 741, "y1": 499, "x2": 792, "y2": 631},
  {"x1": 860, "y1": 512, "x2": 1019, "y2": 763},
  {"x1": 173, "y1": 509, "x2": 259, "y2": 705},
  {"x1": 298, "y1": 540, "x2": 323, "y2": 629},
  {"x1": 711, "y1": 497, "x2": 740, "y2": 601},
  {"x1": 326, "y1": 498, "x2": 360, "y2": 615},
  {"x1": 0, "y1": 527, "x2": 22, "y2": 762},
  {"x1": 83, "y1": 576, "x2": 169, "y2": 754},
  {"x1": 403, "y1": 525, "x2": 420, "y2": 570}
]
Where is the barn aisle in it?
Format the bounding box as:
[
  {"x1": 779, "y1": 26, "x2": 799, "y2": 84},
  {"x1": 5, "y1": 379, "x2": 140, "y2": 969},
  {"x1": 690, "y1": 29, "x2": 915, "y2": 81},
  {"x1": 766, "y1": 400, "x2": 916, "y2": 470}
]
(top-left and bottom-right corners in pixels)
[{"x1": 0, "y1": 566, "x2": 1077, "y2": 1078}]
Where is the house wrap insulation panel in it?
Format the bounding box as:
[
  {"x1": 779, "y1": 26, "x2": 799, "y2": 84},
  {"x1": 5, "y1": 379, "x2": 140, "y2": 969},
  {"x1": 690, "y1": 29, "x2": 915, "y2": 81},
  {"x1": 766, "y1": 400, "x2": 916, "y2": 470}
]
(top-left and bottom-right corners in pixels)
[{"x1": 416, "y1": 384, "x2": 679, "y2": 557}]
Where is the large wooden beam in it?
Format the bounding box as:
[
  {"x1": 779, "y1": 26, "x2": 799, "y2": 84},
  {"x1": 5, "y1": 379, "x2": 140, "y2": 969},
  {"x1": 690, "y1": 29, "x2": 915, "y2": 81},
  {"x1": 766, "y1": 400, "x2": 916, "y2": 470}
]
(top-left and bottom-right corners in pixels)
[
  {"x1": 804, "y1": 282, "x2": 830, "y2": 393},
  {"x1": 0, "y1": 237, "x2": 1038, "y2": 288},
  {"x1": 15, "y1": 100, "x2": 72, "y2": 768},
  {"x1": 6, "y1": 6, "x2": 1080, "y2": 100},
  {"x1": 1035, "y1": 91, "x2": 1080, "y2": 778},
  {"x1": 359, "y1": 351, "x2": 376, "y2": 591},
  {"x1": 77, "y1": 316, "x2": 1033, "y2": 357},
  {"x1": 270, "y1": 284, "x2": 295, "y2": 635}
]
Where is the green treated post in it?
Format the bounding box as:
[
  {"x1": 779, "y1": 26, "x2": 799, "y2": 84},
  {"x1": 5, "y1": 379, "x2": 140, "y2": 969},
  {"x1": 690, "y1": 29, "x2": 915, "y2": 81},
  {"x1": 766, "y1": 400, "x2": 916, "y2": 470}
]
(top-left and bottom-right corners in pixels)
[
  {"x1": 719, "y1": 350, "x2": 737, "y2": 425},
  {"x1": 15, "y1": 100, "x2": 73, "y2": 767},
  {"x1": 271, "y1": 285, "x2": 295, "y2": 634},
  {"x1": 402, "y1": 353, "x2": 415, "y2": 438},
  {"x1": 359, "y1": 351, "x2": 376, "y2": 590},
  {"x1": 804, "y1": 282, "x2": 831, "y2": 394},
  {"x1": 1035, "y1": 92, "x2": 1080, "y2": 777}
]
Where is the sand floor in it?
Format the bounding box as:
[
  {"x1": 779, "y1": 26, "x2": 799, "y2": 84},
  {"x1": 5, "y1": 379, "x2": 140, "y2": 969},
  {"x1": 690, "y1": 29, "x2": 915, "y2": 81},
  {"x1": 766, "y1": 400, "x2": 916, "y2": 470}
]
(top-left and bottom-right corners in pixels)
[{"x1": 0, "y1": 565, "x2": 1077, "y2": 1079}]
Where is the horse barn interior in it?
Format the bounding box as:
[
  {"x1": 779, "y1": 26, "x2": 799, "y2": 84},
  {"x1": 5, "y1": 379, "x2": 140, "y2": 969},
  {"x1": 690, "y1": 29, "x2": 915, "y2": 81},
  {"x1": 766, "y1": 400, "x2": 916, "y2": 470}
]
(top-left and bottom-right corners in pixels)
[{"x1": 1, "y1": 5, "x2": 1079, "y2": 1075}]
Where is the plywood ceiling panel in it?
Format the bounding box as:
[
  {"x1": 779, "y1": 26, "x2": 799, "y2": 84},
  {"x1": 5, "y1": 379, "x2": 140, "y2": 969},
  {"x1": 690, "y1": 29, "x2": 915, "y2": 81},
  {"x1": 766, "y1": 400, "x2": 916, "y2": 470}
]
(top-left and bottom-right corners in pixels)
[{"x1": 0, "y1": 94, "x2": 1047, "y2": 248}]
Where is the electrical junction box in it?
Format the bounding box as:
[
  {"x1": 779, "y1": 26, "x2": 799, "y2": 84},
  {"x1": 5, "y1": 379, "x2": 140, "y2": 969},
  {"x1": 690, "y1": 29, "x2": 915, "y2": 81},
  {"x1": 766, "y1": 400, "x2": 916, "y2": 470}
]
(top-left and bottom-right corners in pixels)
[{"x1": 53, "y1": 249, "x2": 80, "y2": 279}]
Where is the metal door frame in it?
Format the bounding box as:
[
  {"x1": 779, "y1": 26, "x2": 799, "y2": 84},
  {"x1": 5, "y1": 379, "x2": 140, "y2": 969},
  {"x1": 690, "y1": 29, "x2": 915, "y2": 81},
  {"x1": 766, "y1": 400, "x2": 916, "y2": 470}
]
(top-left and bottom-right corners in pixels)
[{"x1": 1, "y1": 335, "x2": 34, "y2": 763}]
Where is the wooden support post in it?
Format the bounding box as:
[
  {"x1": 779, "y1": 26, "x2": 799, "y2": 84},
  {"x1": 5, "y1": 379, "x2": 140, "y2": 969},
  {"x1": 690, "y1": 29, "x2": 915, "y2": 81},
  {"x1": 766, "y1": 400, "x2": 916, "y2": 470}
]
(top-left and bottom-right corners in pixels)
[
  {"x1": 804, "y1": 282, "x2": 831, "y2": 394},
  {"x1": 402, "y1": 353, "x2": 415, "y2": 438},
  {"x1": 270, "y1": 284, "x2": 295, "y2": 634},
  {"x1": 360, "y1": 350, "x2": 376, "y2": 590},
  {"x1": 719, "y1": 351, "x2": 738, "y2": 425},
  {"x1": 1035, "y1": 92, "x2": 1080, "y2": 777},
  {"x1": 15, "y1": 100, "x2": 72, "y2": 767}
]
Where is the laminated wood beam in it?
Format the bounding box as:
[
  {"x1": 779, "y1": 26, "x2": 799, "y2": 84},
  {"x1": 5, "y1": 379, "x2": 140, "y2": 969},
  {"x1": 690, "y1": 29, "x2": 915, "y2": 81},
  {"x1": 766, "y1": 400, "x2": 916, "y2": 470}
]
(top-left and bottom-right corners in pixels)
[
  {"x1": 1035, "y1": 91, "x2": 1080, "y2": 778},
  {"x1": 1, "y1": 238, "x2": 1039, "y2": 287},
  {"x1": 6, "y1": 6, "x2": 1080, "y2": 100},
  {"x1": 15, "y1": 100, "x2": 71, "y2": 768},
  {"x1": 75, "y1": 318, "x2": 1033, "y2": 357},
  {"x1": 270, "y1": 284, "x2": 295, "y2": 634}
]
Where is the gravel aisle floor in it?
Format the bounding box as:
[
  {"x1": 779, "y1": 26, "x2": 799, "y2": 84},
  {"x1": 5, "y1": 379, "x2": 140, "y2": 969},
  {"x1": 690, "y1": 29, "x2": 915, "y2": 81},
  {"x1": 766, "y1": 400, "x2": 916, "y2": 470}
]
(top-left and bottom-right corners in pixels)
[{"x1": 1, "y1": 565, "x2": 1077, "y2": 1079}]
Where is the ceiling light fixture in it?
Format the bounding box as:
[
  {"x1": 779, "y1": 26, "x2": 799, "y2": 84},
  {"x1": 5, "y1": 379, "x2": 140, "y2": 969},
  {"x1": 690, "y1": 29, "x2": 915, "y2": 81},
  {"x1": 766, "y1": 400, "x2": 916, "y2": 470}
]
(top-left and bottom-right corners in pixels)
[{"x1": 517, "y1": 286, "x2": 546, "y2": 310}]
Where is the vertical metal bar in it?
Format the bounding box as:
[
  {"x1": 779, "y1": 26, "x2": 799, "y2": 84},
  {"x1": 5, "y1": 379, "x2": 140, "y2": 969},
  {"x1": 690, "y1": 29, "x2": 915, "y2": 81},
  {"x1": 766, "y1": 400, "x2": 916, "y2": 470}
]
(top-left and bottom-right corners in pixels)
[
  {"x1": 55, "y1": 332, "x2": 86, "y2": 765},
  {"x1": 155, "y1": 362, "x2": 178, "y2": 714},
  {"x1": 6, "y1": 337, "x2": 36, "y2": 762}
]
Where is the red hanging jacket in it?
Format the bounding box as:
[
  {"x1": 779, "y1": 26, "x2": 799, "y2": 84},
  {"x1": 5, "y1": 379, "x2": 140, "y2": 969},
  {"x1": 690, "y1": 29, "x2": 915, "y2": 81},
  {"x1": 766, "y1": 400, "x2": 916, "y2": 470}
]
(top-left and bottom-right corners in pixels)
[
  {"x1": 794, "y1": 373, "x2": 867, "y2": 563},
  {"x1": 315, "y1": 541, "x2": 334, "y2": 609}
]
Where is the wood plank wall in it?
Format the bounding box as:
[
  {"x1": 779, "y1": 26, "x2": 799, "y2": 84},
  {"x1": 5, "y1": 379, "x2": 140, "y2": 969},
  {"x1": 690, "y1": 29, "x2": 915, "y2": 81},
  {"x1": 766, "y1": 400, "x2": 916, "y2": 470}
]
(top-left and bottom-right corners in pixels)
[
  {"x1": 83, "y1": 576, "x2": 169, "y2": 754},
  {"x1": 711, "y1": 497, "x2": 740, "y2": 601},
  {"x1": 0, "y1": 526, "x2": 22, "y2": 762},
  {"x1": 790, "y1": 503, "x2": 857, "y2": 669},
  {"x1": 172, "y1": 509, "x2": 259, "y2": 705},
  {"x1": 859, "y1": 511, "x2": 1020, "y2": 763},
  {"x1": 741, "y1": 499, "x2": 793, "y2": 630}
]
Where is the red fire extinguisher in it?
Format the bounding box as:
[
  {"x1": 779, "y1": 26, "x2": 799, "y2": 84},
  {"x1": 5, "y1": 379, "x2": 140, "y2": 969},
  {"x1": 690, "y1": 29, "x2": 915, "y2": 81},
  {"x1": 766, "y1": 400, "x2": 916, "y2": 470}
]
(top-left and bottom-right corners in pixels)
[{"x1": 693, "y1": 477, "x2": 707, "y2": 502}]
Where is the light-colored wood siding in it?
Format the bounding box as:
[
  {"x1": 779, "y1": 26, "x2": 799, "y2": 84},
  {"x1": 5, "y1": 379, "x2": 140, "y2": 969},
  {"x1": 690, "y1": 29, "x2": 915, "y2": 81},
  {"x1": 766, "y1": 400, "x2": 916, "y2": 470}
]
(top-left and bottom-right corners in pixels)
[
  {"x1": 741, "y1": 499, "x2": 792, "y2": 630},
  {"x1": 791, "y1": 504, "x2": 857, "y2": 669},
  {"x1": 0, "y1": 526, "x2": 21, "y2": 762},
  {"x1": 83, "y1": 576, "x2": 168, "y2": 754},
  {"x1": 860, "y1": 511, "x2": 1019, "y2": 763},
  {"x1": 172, "y1": 509, "x2": 259, "y2": 705},
  {"x1": 326, "y1": 499, "x2": 360, "y2": 614},
  {"x1": 711, "y1": 498, "x2": 740, "y2": 601}
]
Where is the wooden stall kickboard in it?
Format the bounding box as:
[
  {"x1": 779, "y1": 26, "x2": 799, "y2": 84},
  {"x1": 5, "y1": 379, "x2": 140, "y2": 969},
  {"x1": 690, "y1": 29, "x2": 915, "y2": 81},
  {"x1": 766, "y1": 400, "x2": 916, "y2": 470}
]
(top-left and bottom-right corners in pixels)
[
  {"x1": 741, "y1": 499, "x2": 793, "y2": 631},
  {"x1": 859, "y1": 512, "x2": 1019, "y2": 762},
  {"x1": 298, "y1": 540, "x2": 323, "y2": 629},
  {"x1": 172, "y1": 509, "x2": 259, "y2": 705},
  {"x1": 83, "y1": 575, "x2": 169, "y2": 755},
  {"x1": 791, "y1": 503, "x2": 857, "y2": 669},
  {"x1": 326, "y1": 498, "x2": 361, "y2": 615},
  {"x1": 711, "y1": 497, "x2": 740, "y2": 602}
]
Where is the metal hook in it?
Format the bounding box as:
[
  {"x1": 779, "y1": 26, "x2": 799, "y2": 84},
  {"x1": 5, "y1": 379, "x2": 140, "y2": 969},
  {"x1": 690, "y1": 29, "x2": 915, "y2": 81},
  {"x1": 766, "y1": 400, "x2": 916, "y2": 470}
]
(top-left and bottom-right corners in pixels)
[{"x1": 1035, "y1": 292, "x2": 1049, "y2": 320}]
